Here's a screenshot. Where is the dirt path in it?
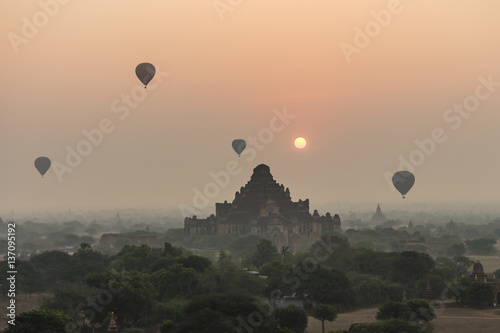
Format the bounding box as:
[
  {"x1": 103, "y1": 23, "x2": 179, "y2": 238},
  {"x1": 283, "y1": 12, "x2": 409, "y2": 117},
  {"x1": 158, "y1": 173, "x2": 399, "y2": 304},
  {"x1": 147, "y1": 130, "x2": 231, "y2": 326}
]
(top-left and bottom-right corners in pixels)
[{"x1": 307, "y1": 307, "x2": 500, "y2": 333}]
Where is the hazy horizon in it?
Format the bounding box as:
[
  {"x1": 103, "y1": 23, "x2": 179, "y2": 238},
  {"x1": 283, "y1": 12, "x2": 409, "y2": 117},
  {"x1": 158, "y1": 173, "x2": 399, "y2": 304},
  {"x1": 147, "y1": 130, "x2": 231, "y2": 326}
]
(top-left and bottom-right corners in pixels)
[{"x1": 2, "y1": 1, "x2": 500, "y2": 215}]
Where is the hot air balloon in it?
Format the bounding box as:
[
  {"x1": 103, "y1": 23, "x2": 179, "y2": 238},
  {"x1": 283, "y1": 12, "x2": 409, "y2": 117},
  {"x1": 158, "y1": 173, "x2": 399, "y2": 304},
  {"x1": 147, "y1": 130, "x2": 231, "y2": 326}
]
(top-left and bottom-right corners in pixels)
[
  {"x1": 135, "y1": 63, "x2": 156, "y2": 88},
  {"x1": 232, "y1": 139, "x2": 246, "y2": 157},
  {"x1": 35, "y1": 157, "x2": 51, "y2": 178},
  {"x1": 392, "y1": 171, "x2": 415, "y2": 199}
]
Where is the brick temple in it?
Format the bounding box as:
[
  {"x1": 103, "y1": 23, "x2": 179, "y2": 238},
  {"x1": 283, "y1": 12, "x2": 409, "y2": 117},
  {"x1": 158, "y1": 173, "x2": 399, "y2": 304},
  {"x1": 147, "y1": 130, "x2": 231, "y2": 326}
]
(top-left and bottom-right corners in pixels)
[{"x1": 184, "y1": 164, "x2": 341, "y2": 249}]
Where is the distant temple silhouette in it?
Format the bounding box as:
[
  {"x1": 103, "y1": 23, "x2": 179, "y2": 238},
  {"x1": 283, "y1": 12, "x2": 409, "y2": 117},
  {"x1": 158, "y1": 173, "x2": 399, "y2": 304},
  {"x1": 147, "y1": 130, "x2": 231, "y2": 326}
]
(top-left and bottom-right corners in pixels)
[
  {"x1": 184, "y1": 164, "x2": 341, "y2": 249},
  {"x1": 370, "y1": 204, "x2": 387, "y2": 224},
  {"x1": 470, "y1": 258, "x2": 500, "y2": 305}
]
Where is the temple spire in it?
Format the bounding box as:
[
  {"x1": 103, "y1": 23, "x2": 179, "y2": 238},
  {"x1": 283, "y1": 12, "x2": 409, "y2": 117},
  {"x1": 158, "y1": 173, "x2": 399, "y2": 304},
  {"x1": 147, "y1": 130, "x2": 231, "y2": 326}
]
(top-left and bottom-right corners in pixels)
[
  {"x1": 107, "y1": 312, "x2": 118, "y2": 332},
  {"x1": 423, "y1": 279, "x2": 432, "y2": 299},
  {"x1": 402, "y1": 291, "x2": 408, "y2": 304}
]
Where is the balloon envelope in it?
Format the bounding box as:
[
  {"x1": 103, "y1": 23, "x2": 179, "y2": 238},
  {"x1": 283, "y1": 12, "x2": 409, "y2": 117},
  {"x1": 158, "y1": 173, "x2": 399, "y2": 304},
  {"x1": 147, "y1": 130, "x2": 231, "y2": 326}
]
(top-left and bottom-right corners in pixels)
[
  {"x1": 135, "y1": 63, "x2": 156, "y2": 88},
  {"x1": 392, "y1": 171, "x2": 415, "y2": 198},
  {"x1": 232, "y1": 139, "x2": 246, "y2": 156},
  {"x1": 35, "y1": 157, "x2": 51, "y2": 177}
]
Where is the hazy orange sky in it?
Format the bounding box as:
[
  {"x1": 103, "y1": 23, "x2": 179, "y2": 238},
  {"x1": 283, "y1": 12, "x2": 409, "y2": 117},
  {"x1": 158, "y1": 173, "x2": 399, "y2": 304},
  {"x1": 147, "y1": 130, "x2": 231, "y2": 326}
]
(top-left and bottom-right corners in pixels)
[{"x1": 1, "y1": 1, "x2": 500, "y2": 215}]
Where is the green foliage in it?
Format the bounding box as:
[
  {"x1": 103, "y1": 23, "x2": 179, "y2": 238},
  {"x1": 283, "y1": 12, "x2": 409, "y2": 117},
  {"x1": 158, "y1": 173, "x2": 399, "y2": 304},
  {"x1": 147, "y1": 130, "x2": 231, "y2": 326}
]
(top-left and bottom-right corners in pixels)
[
  {"x1": 465, "y1": 238, "x2": 497, "y2": 255},
  {"x1": 122, "y1": 328, "x2": 144, "y2": 333},
  {"x1": 391, "y1": 251, "x2": 435, "y2": 284},
  {"x1": 259, "y1": 260, "x2": 294, "y2": 295},
  {"x1": 42, "y1": 281, "x2": 96, "y2": 319},
  {"x1": 0, "y1": 260, "x2": 44, "y2": 295},
  {"x1": 159, "y1": 319, "x2": 177, "y2": 333},
  {"x1": 178, "y1": 293, "x2": 271, "y2": 333},
  {"x1": 69, "y1": 245, "x2": 110, "y2": 280},
  {"x1": 227, "y1": 235, "x2": 264, "y2": 259},
  {"x1": 375, "y1": 299, "x2": 435, "y2": 324},
  {"x1": 348, "y1": 318, "x2": 432, "y2": 333},
  {"x1": 446, "y1": 242, "x2": 466, "y2": 257},
  {"x1": 407, "y1": 299, "x2": 436, "y2": 324},
  {"x1": 163, "y1": 242, "x2": 183, "y2": 257},
  {"x1": 347, "y1": 272, "x2": 400, "y2": 306},
  {"x1": 311, "y1": 303, "x2": 337, "y2": 333},
  {"x1": 467, "y1": 281, "x2": 494, "y2": 307},
  {"x1": 197, "y1": 254, "x2": 266, "y2": 295},
  {"x1": 246, "y1": 239, "x2": 279, "y2": 268},
  {"x1": 494, "y1": 268, "x2": 500, "y2": 279},
  {"x1": 445, "y1": 277, "x2": 470, "y2": 305},
  {"x1": 30, "y1": 250, "x2": 74, "y2": 284},
  {"x1": 177, "y1": 255, "x2": 211, "y2": 272},
  {"x1": 150, "y1": 264, "x2": 198, "y2": 300},
  {"x1": 278, "y1": 328, "x2": 294, "y2": 333},
  {"x1": 310, "y1": 233, "x2": 351, "y2": 271},
  {"x1": 295, "y1": 266, "x2": 353, "y2": 307},
  {"x1": 349, "y1": 247, "x2": 377, "y2": 273},
  {"x1": 454, "y1": 256, "x2": 474, "y2": 276},
  {"x1": 3, "y1": 309, "x2": 72, "y2": 333},
  {"x1": 82, "y1": 270, "x2": 157, "y2": 327},
  {"x1": 375, "y1": 301, "x2": 407, "y2": 320},
  {"x1": 274, "y1": 305, "x2": 308, "y2": 333},
  {"x1": 111, "y1": 244, "x2": 162, "y2": 271}
]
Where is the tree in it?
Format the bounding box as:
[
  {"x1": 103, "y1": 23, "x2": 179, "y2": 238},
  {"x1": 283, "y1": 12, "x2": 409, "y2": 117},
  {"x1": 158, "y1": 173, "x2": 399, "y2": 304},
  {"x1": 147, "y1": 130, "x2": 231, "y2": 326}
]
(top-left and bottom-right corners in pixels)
[
  {"x1": 3, "y1": 309, "x2": 72, "y2": 333},
  {"x1": 247, "y1": 239, "x2": 279, "y2": 268},
  {"x1": 260, "y1": 260, "x2": 294, "y2": 296},
  {"x1": 391, "y1": 251, "x2": 435, "y2": 284},
  {"x1": 465, "y1": 238, "x2": 497, "y2": 255},
  {"x1": 296, "y1": 266, "x2": 353, "y2": 307},
  {"x1": 310, "y1": 233, "x2": 351, "y2": 271},
  {"x1": 111, "y1": 244, "x2": 161, "y2": 272},
  {"x1": 445, "y1": 277, "x2": 470, "y2": 306},
  {"x1": 467, "y1": 281, "x2": 494, "y2": 308},
  {"x1": 179, "y1": 293, "x2": 272, "y2": 333},
  {"x1": 0, "y1": 260, "x2": 44, "y2": 296},
  {"x1": 349, "y1": 247, "x2": 377, "y2": 274},
  {"x1": 454, "y1": 256, "x2": 474, "y2": 277},
  {"x1": 30, "y1": 250, "x2": 74, "y2": 284},
  {"x1": 83, "y1": 270, "x2": 157, "y2": 327},
  {"x1": 348, "y1": 318, "x2": 432, "y2": 333},
  {"x1": 375, "y1": 301, "x2": 407, "y2": 321},
  {"x1": 280, "y1": 246, "x2": 294, "y2": 263},
  {"x1": 163, "y1": 242, "x2": 183, "y2": 258},
  {"x1": 407, "y1": 299, "x2": 436, "y2": 324},
  {"x1": 311, "y1": 304, "x2": 337, "y2": 333},
  {"x1": 375, "y1": 299, "x2": 435, "y2": 325},
  {"x1": 177, "y1": 255, "x2": 211, "y2": 273},
  {"x1": 159, "y1": 319, "x2": 177, "y2": 332},
  {"x1": 446, "y1": 242, "x2": 466, "y2": 257},
  {"x1": 69, "y1": 244, "x2": 110, "y2": 280},
  {"x1": 274, "y1": 305, "x2": 308, "y2": 333}
]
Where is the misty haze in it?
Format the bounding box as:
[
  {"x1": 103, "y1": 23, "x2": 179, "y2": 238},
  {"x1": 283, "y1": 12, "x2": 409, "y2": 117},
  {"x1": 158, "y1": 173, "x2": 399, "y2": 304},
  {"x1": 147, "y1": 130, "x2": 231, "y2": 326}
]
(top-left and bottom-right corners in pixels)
[{"x1": 2, "y1": 1, "x2": 500, "y2": 333}]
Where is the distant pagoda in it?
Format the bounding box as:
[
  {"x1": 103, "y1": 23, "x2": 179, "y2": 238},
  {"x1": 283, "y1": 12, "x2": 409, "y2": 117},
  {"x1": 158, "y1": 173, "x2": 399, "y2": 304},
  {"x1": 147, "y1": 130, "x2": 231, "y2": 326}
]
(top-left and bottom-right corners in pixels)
[
  {"x1": 370, "y1": 204, "x2": 387, "y2": 224},
  {"x1": 107, "y1": 312, "x2": 118, "y2": 332},
  {"x1": 422, "y1": 279, "x2": 433, "y2": 299}
]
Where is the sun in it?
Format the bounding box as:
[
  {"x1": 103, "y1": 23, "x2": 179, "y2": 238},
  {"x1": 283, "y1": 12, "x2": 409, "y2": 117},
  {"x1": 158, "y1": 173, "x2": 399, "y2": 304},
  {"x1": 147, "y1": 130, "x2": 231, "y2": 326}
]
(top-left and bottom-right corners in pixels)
[{"x1": 294, "y1": 137, "x2": 307, "y2": 149}]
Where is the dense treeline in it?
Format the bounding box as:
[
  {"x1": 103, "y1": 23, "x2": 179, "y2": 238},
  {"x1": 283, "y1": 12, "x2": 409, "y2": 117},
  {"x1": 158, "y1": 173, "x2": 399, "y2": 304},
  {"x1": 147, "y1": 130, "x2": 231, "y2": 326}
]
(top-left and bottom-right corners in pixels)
[{"x1": 0, "y1": 232, "x2": 497, "y2": 332}]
